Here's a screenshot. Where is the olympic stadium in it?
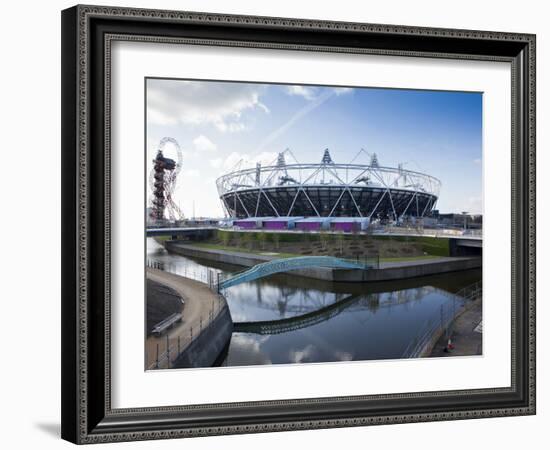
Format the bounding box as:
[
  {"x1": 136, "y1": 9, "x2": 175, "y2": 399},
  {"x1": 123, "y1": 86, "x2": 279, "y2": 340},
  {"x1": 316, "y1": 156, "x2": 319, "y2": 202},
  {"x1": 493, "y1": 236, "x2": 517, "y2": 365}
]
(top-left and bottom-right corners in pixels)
[{"x1": 216, "y1": 149, "x2": 441, "y2": 229}]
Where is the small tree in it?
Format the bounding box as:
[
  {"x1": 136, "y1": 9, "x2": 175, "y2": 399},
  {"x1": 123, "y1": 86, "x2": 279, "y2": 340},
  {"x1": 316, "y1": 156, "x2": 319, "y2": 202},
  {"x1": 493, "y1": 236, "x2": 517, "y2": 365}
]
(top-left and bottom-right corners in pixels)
[
  {"x1": 337, "y1": 232, "x2": 345, "y2": 256},
  {"x1": 273, "y1": 233, "x2": 280, "y2": 250},
  {"x1": 221, "y1": 231, "x2": 230, "y2": 248},
  {"x1": 302, "y1": 231, "x2": 311, "y2": 253},
  {"x1": 243, "y1": 232, "x2": 253, "y2": 250},
  {"x1": 235, "y1": 232, "x2": 242, "y2": 249},
  {"x1": 351, "y1": 226, "x2": 360, "y2": 250},
  {"x1": 258, "y1": 232, "x2": 266, "y2": 251},
  {"x1": 319, "y1": 230, "x2": 328, "y2": 251}
]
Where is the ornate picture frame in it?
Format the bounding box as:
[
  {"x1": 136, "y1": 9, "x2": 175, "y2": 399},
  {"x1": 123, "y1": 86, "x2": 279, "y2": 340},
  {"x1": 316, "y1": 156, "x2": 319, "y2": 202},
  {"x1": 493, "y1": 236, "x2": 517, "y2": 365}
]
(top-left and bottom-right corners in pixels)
[{"x1": 61, "y1": 5, "x2": 536, "y2": 444}]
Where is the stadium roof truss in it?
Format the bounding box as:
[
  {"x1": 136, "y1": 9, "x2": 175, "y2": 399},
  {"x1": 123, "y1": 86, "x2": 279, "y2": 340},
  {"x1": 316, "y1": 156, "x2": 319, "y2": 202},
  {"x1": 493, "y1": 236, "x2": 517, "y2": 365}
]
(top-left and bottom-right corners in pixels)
[{"x1": 215, "y1": 150, "x2": 441, "y2": 220}]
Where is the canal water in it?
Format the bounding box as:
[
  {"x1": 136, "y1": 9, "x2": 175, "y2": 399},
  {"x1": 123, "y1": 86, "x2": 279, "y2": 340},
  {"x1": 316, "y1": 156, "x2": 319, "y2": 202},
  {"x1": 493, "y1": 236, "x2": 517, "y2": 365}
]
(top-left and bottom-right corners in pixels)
[{"x1": 147, "y1": 239, "x2": 481, "y2": 366}]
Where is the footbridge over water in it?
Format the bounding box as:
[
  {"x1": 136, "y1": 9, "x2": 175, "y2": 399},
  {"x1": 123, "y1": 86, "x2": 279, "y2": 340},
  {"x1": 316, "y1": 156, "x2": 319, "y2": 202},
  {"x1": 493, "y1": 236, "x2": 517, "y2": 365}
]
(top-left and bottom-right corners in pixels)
[{"x1": 218, "y1": 256, "x2": 374, "y2": 290}]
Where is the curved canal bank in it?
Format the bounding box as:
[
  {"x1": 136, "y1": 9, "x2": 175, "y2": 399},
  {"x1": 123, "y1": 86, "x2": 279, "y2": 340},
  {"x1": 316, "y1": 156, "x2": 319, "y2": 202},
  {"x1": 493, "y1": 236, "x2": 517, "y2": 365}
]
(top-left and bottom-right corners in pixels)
[
  {"x1": 145, "y1": 268, "x2": 232, "y2": 369},
  {"x1": 428, "y1": 298, "x2": 483, "y2": 357},
  {"x1": 164, "y1": 240, "x2": 481, "y2": 283},
  {"x1": 147, "y1": 238, "x2": 482, "y2": 366},
  {"x1": 173, "y1": 303, "x2": 232, "y2": 369}
]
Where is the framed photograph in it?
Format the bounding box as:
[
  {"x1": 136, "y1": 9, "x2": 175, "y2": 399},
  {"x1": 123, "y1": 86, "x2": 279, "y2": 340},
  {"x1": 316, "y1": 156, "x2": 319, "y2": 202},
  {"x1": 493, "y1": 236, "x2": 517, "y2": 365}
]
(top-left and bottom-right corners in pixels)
[{"x1": 61, "y1": 5, "x2": 536, "y2": 444}]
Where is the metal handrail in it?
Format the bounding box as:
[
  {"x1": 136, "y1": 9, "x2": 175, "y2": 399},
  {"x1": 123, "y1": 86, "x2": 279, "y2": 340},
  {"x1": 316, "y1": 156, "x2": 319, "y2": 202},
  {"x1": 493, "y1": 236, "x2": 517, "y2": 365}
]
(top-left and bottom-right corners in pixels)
[
  {"x1": 148, "y1": 299, "x2": 228, "y2": 370},
  {"x1": 146, "y1": 258, "x2": 229, "y2": 369},
  {"x1": 217, "y1": 255, "x2": 376, "y2": 290}
]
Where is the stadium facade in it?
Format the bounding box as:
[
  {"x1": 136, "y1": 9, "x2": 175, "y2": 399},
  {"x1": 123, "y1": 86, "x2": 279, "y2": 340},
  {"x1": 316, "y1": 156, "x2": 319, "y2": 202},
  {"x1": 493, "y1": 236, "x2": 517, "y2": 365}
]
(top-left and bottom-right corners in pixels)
[{"x1": 216, "y1": 150, "x2": 440, "y2": 223}]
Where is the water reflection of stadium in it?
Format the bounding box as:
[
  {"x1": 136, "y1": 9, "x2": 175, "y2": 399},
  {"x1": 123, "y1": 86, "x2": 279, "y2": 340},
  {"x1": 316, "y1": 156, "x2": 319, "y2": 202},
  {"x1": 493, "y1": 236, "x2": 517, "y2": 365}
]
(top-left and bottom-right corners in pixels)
[
  {"x1": 227, "y1": 284, "x2": 449, "y2": 320},
  {"x1": 232, "y1": 286, "x2": 448, "y2": 335}
]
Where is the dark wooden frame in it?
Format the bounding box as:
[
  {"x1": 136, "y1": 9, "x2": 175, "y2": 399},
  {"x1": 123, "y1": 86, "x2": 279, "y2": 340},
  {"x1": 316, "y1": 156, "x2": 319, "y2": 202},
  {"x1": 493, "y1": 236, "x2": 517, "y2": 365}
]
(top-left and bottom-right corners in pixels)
[{"x1": 61, "y1": 4, "x2": 536, "y2": 444}]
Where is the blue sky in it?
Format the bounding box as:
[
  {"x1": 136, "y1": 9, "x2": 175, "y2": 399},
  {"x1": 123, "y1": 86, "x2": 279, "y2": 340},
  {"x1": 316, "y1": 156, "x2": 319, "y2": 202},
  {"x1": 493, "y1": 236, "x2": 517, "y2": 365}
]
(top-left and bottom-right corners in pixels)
[{"x1": 146, "y1": 79, "x2": 482, "y2": 217}]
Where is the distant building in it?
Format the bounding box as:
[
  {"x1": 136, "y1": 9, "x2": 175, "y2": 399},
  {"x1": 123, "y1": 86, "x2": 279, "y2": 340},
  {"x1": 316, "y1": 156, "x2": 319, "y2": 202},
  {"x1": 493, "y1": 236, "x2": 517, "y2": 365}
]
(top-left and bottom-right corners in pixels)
[{"x1": 437, "y1": 213, "x2": 483, "y2": 229}]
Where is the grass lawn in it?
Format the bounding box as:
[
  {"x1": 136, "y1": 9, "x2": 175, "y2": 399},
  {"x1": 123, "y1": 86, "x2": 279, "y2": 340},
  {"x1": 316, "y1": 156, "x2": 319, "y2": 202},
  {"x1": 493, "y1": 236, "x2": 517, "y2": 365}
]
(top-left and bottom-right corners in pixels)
[
  {"x1": 187, "y1": 242, "x2": 299, "y2": 259},
  {"x1": 153, "y1": 236, "x2": 172, "y2": 243},
  {"x1": 182, "y1": 242, "x2": 443, "y2": 263}
]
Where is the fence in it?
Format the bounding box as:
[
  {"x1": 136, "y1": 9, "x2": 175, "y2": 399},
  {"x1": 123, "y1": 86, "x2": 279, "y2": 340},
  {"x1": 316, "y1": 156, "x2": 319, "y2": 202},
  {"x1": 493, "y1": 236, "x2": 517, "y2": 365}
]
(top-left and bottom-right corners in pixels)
[
  {"x1": 372, "y1": 225, "x2": 482, "y2": 239},
  {"x1": 401, "y1": 281, "x2": 482, "y2": 358},
  {"x1": 354, "y1": 253, "x2": 380, "y2": 270},
  {"x1": 146, "y1": 259, "x2": 220, "y2": 292},
  {"x1": 456, "y1": 280, "x2": 482, "y2": 302},
  {"x1": 146, "y1": 297, "x2": 227, "y2": 370},
  {"x1": 145, "y1": 258, "x2": 227, "y2": 369}
]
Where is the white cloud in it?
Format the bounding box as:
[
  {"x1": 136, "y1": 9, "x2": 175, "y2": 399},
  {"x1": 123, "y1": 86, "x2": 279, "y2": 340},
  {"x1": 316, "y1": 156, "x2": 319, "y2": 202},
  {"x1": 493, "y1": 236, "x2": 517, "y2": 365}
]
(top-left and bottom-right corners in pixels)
[
  {"x1": 182, "y1": 169, "x2": 200, "y2": 178},
  {"x1": 333, "y1": 87, "x2": 353, "y2": 96},
  {"x1": 285, "y1": 85, "x2": 318, "y2": 100},
  {"x1": 257, "y1": 103, "x2": 270, "y2": 114},
  {"x1": 226, "y1": 334, "x2": 272, "y2": 364},
  {"x1": 215, "y1": 122, "x2": 247, "y2": 133},
  {"x1": 193, "y1": 135, "x2": 217, "y2": 152},
  {"x1": 285, "y1": 85, "x2": 353, "y2": 101},
  {"x1": 147, "y1": 79, "x2": 269, "y2": 132},
  {"x1": 222, "y1": 151, "x2": 279, "y2": 171},
  {"x1": 289, "y1": 345, "x2": 316, "y2": 363},
  {"x1": 209, "y1": 158, "x2": 223, "y2": 169},
  {"x1": 473, "y1": 158, "x2": 482, "y2": 164},
  {"x1": 334, "y1": 351, "x2": 353, "y2": 361}
]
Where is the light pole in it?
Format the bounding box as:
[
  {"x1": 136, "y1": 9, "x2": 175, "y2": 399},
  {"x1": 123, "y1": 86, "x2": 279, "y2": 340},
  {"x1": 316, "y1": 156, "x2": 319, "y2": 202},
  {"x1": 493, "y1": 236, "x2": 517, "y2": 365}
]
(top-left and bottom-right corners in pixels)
[{"x1": 461, "y1": 211, "x2": 469, "y2": 230}]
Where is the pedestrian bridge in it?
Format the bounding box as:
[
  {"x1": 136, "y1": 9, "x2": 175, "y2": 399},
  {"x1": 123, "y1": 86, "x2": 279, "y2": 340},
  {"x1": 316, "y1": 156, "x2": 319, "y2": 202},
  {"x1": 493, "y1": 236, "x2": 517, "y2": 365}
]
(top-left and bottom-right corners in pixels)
[{"x1": 218, "y1": 256, "x2": 372, "y2": 290}]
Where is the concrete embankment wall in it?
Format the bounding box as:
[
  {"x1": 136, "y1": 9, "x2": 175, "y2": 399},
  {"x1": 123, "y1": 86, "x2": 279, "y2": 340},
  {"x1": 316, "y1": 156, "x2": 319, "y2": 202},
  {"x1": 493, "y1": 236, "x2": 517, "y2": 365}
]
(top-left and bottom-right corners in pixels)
[
  {"x1": 173, "y1": 303, "x2": 233, "y2": 368},
  {"x1": 164, "y1": 241, "x2": 481, "y2": 283},
  {"x1": 333, "y1": 257, "x2": 481, "y2": 282},
  {"x1": 166, "y1": 242, "x2": 269, "y2": 267}
]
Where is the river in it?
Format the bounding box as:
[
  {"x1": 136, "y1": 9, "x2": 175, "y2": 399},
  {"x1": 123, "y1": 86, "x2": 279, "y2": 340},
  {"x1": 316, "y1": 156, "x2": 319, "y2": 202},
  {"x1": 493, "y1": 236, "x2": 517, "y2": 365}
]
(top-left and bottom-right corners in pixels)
[{"x1": 147, "y1": 238, "x2": 481, "y2": 366}]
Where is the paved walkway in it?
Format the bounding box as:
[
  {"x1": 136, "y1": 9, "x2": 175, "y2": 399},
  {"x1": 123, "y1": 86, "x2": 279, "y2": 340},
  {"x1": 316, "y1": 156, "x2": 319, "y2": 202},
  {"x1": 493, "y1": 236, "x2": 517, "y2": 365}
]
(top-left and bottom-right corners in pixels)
[
  {"x1": 429, "y1": 298, "x2": 482, "y2": 357},
  {"x1": 145, "y1": 268, "x2": 224, "y2": 369},
  {"x1": 380, "y1": 256, "x2": 471, "y2": 269}
]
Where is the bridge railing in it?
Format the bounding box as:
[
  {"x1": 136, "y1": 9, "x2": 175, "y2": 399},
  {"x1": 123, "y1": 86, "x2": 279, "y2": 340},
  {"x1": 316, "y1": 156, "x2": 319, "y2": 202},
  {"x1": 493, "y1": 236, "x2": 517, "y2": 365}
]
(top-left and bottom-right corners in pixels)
[
  {"x1": 216, "y1": 254, "x2": 379, "y2": 291},
  {"x1": 401, "y1": 280, "x2": 482, "y2": 359}
]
